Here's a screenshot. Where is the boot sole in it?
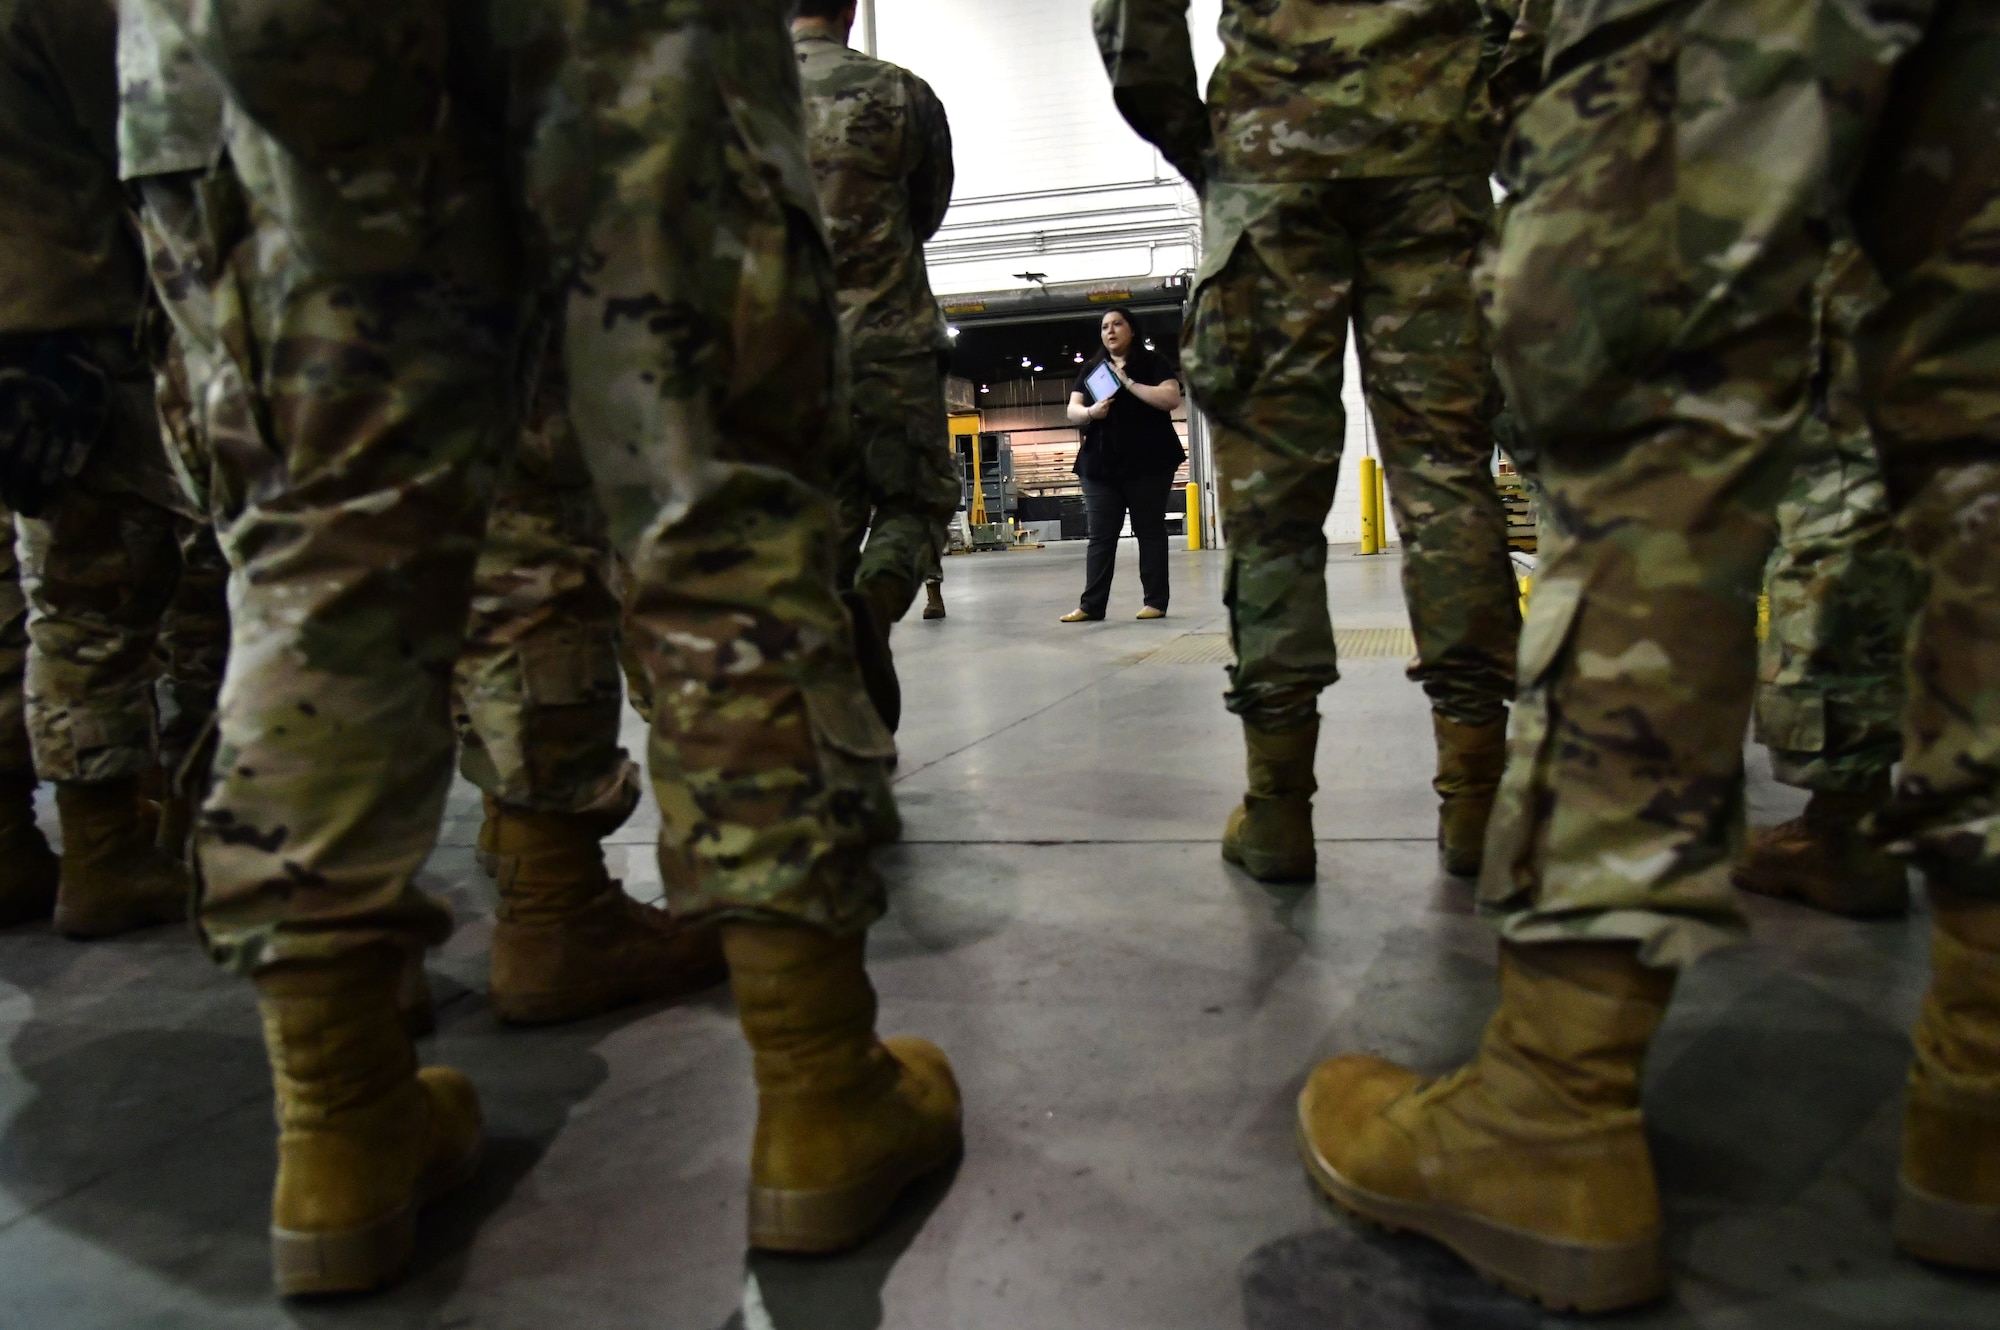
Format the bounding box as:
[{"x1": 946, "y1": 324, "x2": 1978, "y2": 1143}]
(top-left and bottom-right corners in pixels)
[
  {"x1": 1895, "y1": 1176, "x2": 2000, "y2": 1271},
  {"x1": 1221, "y1": 839, "x2": 1315, "y2": 885},
  {"x1": 1295, "y1": 1118, "x2": 1665, "y2": 1314},
  {"x1": 272, "y1": 1139, "x2": 483, "y2": 1298},
  {"x1": 747, "y1": 1132, "x2": 962, "y2": 1254},
  {"x1": 491, "y1": 965, "x2": 726, "y2": 1027}
]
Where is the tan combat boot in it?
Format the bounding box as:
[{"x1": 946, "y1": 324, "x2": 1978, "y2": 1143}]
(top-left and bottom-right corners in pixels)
[
  {"x1": 1222, "y1": 720, "x2": 1318, "y2": 883},
  {"x1": 1895, "y1": 887, "x2": 2000, "y2": 1271},
  {"x1": 1297, "y1": 942, "x2": 1674, "y2": 1314},
  {"x1": 725, "y1": 923, "x2": 962, "y2": 1253},
  {"x1": 0, "y1": 771, "x2": 58, "y2": 928},
  {"x1": 487, "y1": 802, "x2": 726, "y2": 1025},
  {"x1": 258, "y1": 947, "x2": 483, "y2": 1297},
  {"x1": 1434, "y1": 714, "x2": 1508, "y2": 877},
  {"x1": 1733, "y1": 781, "x2": 1909, "y2": 917},
  {"x1": 922, "y1": 580, "x2": 946, "y2": 621},
  {"x1": 51, "y1": 777, "x2": 190, "y2": 938}
]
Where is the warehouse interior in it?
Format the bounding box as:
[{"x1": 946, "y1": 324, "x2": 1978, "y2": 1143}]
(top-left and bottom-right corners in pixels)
[
  {"x1": 0, "y1": 2, "x2": 1980, "y2": 1328},
  {"x1": 0, "y1": 546, "x2": 1982, "y2": 1328}
]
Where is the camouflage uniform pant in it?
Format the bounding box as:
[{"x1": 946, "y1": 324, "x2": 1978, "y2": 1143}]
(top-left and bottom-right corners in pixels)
[
  {"x1": 138, "y1": 171, "x2": 631, "y2": 821},
  {"x1": 835, "y1": 350, "x2": 960, "y2": 619},
  {"x1": 0, "y1": 509, "x2": 29, "y2": 778},
  {"x1": 454, "y1": 346, "x2": 633, "y2": 816},
  {"x1": 1183, "y1": 173, "x2": 1522, "y2": 732},
  {"x1": 14, "y1": 331, "x2": 209, "y2": 785},
  {"x1": 1756, "y1": 242, "x2": 1925, "y2": 793},
  {"x1": 1480, "y1": 0, "x2": 2000, "y2": 964},
  {"x1": 187, "y1": 0, "x2": 890, "y2": 970}
]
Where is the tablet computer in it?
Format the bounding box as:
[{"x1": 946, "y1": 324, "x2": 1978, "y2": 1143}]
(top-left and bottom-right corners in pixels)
[{"x1": 1084, "y1": 361, "x2": 1122, "y2": 404}]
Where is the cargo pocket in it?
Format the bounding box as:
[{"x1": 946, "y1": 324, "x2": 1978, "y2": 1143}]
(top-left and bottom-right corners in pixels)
[
  {"x1": 1485, "y1": 25, "x2": 1685, "y2": 443},
  {"x1": 1176, "y1": 187, "x2": 1256, "y2": 420},
  {"x1": 802, "y1": 677, "x2": 901, "y2": 846}
]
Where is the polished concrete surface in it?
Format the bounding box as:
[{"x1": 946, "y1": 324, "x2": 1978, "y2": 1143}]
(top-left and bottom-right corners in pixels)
[{"x1": 0, "y1": 540, "x2": 1992, "y2": 1328}]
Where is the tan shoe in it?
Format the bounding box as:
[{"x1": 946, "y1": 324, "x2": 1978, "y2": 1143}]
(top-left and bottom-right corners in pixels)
[
  {"x1": 1733, "y1": 781, "x2": 1909, "y2": 917},
  {"x1": 1222, "y1": 720, "x2": 1318, "y2": 883},
  {"x1": 922, "y1": 581, "x2": 946, "y2": 620},
  {"x1": 1895, "y1": 887, "x2": 2000, "y2": 1271},
  {"x1": 488, "y1": 799, "x2": 726, "y2": 1026},
  {"x1": 0, "y1": 771, "x2": 58, "y2": 928},
  {"x1": 724, "y1": 923, "x2": 962, "y2": 1253},
  {"x1": 258, "y1": 948, "x2": 483, "y2": 1297},
  {"x1": 1136, "y1": 605, "x2": 1166, "y2": 620},
  {"x1": 1297, "y1": 943, "x2": 1674, "y2": 1314},
  {"x1": 1060, "y1": 608, "x2": 1099, "y2": 623},
  {"x1": 51, "y1": 777, "x2": 189, "y2": 939},
  {"x1": 1434, "y1": 713, "x2": 1508, "y2": 877}
]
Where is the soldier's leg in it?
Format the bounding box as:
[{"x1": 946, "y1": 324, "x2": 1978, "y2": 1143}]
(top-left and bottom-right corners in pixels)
[
  {"x1": 185, "y1": 0, "x2": 501, "y2": 1295},
  {"x1": 154, "y1": 516, "x2": 229, "y2": 860},
  {"x1": 17, "y1": 332, "x2": 196, "y2": 941},
  {"x1": 0, "y1": 507, "x2": 58, "y2": 925},
  {"x1": 1849, "y1": 1, "x2": 2000, "y2": 1272},
  {"x1": 843, "y1": 352, "x2": 957, "y2": 730},
  {"x1": 1739, "y1": 243, "x2": 1922, "y2": 915},
  {"x1": 456, "y1": 346, "x2": 723, "y2": 1025},
  {"x1": 1350, "y1": 173, "x2": 1523, "y2": 877},
  {"x1": 850, "y1": 350, "x2": 958, "y2": 628},
  {"x1": 1298, "y1": 0, "x2": 1920, "y2": 1311},
  {"x1": 1183, "y1": 183, "x2": 1350, "y2": 884},
  {"x1": 536, "y1": 2, "x2": 955, "y2": 1255}
]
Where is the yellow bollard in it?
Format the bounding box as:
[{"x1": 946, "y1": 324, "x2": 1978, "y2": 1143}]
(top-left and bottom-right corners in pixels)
[
  {"x1": 1374, "y1": 458, "x2": 1388, "y2": 543},
  {"x1": 1359, "y1": 456, "x2": 1381, "y2": 555},
  {"x1": 1186, "y1": 484, "x2": 1203, "y2": 551}
]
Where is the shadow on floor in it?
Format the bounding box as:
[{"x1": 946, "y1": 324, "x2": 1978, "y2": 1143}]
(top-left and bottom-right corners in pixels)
[{"x1": 714, "y1": 1159, "x2": 963, "y2": 1330}]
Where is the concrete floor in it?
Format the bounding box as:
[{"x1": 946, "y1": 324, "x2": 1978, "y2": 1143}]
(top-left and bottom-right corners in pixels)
[{"x1": 0, "y1": 540, "x2": 1993, "y2": 1328}]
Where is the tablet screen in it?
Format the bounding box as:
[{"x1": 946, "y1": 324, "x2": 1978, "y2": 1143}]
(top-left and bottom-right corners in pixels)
[{"x1": 1085, "y1": 362, "x2": 1121, "y2": 404}]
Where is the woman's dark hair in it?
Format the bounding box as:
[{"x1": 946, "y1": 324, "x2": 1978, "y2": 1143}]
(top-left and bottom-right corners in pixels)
[{"x1": 793, "y1": 0, "x2": 855, "y2": 20}]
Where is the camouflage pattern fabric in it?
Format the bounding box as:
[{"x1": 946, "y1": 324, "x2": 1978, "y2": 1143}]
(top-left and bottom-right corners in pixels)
[
  {"x1": 834, "y1": 350, "x2": 960, "y2": 615},
  {"x1": 534, "y1": 0, "x2": 895, "y2": 930},
  {"x1": 1478, "y1": 0, "x2": 2000, "y2": 963},
  {"x1": 116, "y1": 0, "x2": 221, "y2": 182},
  {"x1": 454, "y1": 344, "x2": 634, "y2": 817},
  {"x1": 0, "y1": 0, "x2": 146, "y2": 335},
  {"x1": 178, "y1": 0, "x2": 892, "y2": 969},
  {"x1": 0, "y1": 1, "x2": 210, "y2": 787},
  {"x1": 1756, "y1": 242, "x2": 1924, "y2": 794},
  {"x1": 130, "y1": 144, "x2": 629, "y2": 821},
  {"x1": 156, "y1": 515, "x2": 227, "y2": 781},
  {"x1": 13, "y1": 332, "x2": 191, "y2": 784},
  {"x1": 0, "y1": 508, "x2": 29, "y2": 777},
  {"x1": 796, "y1": 32, "x2": 960, "y2": 611},
  {"x1": 1092, "y1": 0, "x2": 1521, "y2": 191},
  {"x1": 1184, "y1": 174, "x2": 1522, "y2": 732},
  {"x1": 180, "y1": 1, "x2": 515, "y2": 970},
  {"x1": 1099, "y1": 1, "x2": 1524, "y2": 733},
  {"x1": 795, "y1": 31, "x2": 953, "y2": 362}
]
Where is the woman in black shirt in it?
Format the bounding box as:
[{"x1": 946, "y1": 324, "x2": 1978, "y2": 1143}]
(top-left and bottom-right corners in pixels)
[{"x1": 1061, "y1": 308, "x2": 1187, "y2": 621}]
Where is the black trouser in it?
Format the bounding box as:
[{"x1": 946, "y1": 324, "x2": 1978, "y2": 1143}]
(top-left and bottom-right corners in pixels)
[{"x1": 1078, "y1": 472, "x2": 1173, "y2": 617}]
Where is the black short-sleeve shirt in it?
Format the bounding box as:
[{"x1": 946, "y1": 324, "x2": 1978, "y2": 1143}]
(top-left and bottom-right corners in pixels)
[{"x1": 1071, "y1": 347, "x2": 1187, "y2": 482}]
